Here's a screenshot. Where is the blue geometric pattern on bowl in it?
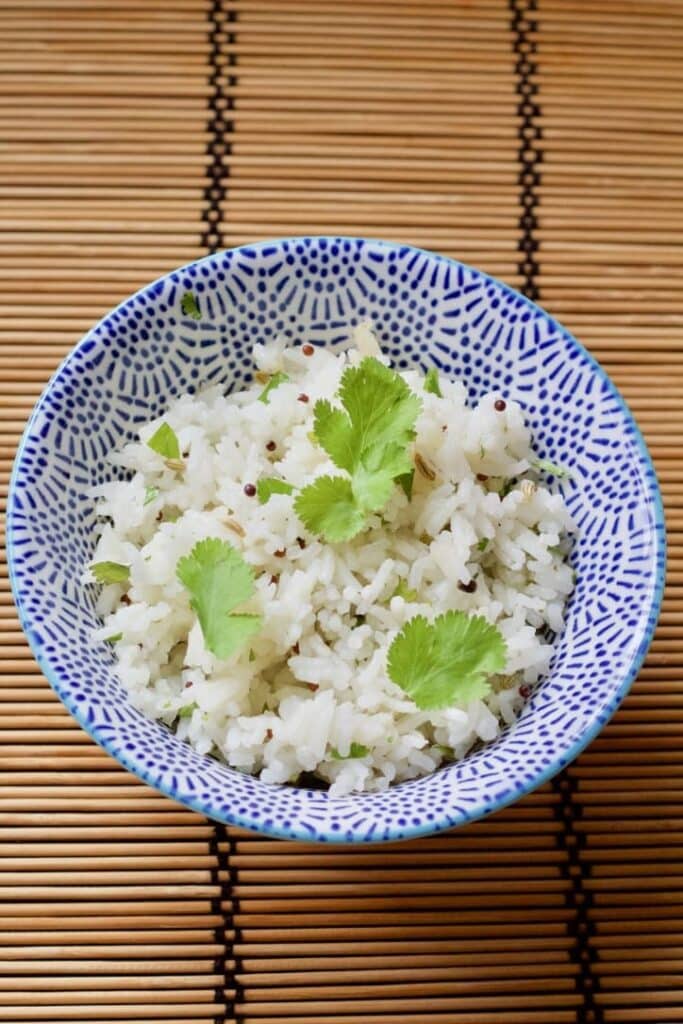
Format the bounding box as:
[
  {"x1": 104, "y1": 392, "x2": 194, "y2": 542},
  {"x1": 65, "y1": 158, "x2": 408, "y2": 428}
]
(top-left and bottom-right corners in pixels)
[{"x1": 7, "y1": 237, "x2": 666, "y2": 843}]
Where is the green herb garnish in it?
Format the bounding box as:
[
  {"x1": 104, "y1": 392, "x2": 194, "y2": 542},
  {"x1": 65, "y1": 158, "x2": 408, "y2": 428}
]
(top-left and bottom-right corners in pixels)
[
  {"x1": 258, "y1": 371, "x2": 289, "y2": 404},
  {"x1": 330, "y1": 742, "x2": 370, "y2": 760},
  {"x1": 489, "y1": 477, "x2": 516, "y2": 498},
  {"x1": 424, "y1": 368, "x2": 442, "y2": 397},
  {"x1": 295, "y1": 475, "x2": 365, "y2": 543},
  {"x1": 295, "y1": 358, "x2": 421, "y2": 542},
  {"x1": 104, "y1": 632, "x2": 123, "y2": 644},
  {"x1": 181, "y1": 291, "x2": 202, "y2": 321},
  {"x1": 477, "y1": 538, "x2": 490, "y2": 552},
  {"x1": 91, "y1": 561, "x2": 130, "y2": 585},
  {"x1": 257, "y1": 477, "x2": 294, "y2": 504},
  {"x1": 387, "y1": 611, "x2": 507, "y2": 711},
  {"x1": 144, "y1": 486, "x2": 160, "y2": 506},
  {"x1": 398, "y1": 468, "x2": 415, "y2": 500},
  {"x1": 531, "y1": 457, "x2": 571, "y2": 480},
  {"x1": 393, "y1": 579, "x2": 418, "y2": 602},
  {"x1": 176, "y1": 538, "x2": 262, "y2": 660},
  {"x1": 147, "y1": 422, "x2": 181, "y2": 461},
  {"x1": 177, "y1": 702, "x2": 198, "y2": 719}
]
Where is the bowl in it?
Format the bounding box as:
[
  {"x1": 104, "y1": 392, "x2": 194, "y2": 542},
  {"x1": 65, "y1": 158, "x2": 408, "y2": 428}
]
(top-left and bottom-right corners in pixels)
[{"x1": 7, "y1": 237, "x2": 665, "y2": 843}]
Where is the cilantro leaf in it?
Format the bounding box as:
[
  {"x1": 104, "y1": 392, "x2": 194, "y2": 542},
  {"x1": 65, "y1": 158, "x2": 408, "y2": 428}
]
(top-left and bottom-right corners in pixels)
[
  {"x1": 181, "y1": 291, "x2": 202, "y2": 321},
  {"x1": 258, "y1": 371, "x2": 289, "y2": 404},
  {"x1": 354, "y1": 438, "x2": 414, "y2": 510},
  {"x1": 257, "y1": 477, "x2": 294, "y2": 504},
  {"x1": 330, "y1": 743, "x2": 370, "y2": 760},
  {"x1": 477, "y1": 538, "x2": 490, "y2": 552},
  {"x1": 177, "y1": 702, "x2": 198, "y2": 719},
  {"x1": 490, "y1": 478, "x2": 515, "y2": 498},
  {"x1": 91, "y1": 561, "x2": 130, "y2": 585},
  {"x1": 387, "y1": 611, "x2": 507, "y2": 711},
  {"x1": 299, "y1": 358, "x2": 421, "y2": 541},
  {"x1": 105, "y1": 632, "x2": 123, "y2": 644},
  {"x1": 144, "y1": 486, "x2": 160, "y2": 506},
  {"x1": 351, "y1": 446, "x2": 406, "y2": 511},
  {"x1": 531, "y1": 457, "x2": 572, "y2": 480},
  {"x1": 313, "y1": 399, "x2": 357, "y2": 473},
  {"x1": 393, "y1": 579, "x2": 418, "y2": 602},
  {"x1": 147, "y1": 422, "x2": 181, "y2": 461},
  {"x1": 294, "y1": 475, "x2": 365, "y2": 543},
  {"x1": 176, "y1": 538, "x2": 262, "y2": 660},
  {"x1": 398, "y1": 468, "x2": 414, "y2": 500},
  {"x1": 336, "y1": 358, "x2": 421, "y2": 464},
  {"x1": 424, "y1": 368, "x2": 442, "y2": 397},
  {"x1": 312, "y1": 360, "x2": 419, "y2": 485}
]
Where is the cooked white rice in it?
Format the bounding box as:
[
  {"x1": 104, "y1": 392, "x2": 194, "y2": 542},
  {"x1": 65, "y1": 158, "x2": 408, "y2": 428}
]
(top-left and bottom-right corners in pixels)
[{"x1": 87, "y1": 327, "x2": 575, "y2": 796}]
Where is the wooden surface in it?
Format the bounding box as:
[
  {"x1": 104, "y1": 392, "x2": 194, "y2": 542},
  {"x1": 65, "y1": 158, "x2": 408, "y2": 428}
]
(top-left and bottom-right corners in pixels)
[{"x1": 1, "y1": 1, "x2": 682, "y2": 1022}]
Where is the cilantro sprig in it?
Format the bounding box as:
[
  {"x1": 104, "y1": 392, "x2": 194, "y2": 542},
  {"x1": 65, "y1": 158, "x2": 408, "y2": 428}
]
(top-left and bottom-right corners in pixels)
[
  {"x1": 531, "y1": 457, "x2": 571, "y2": 480},
  {"x1": 147, "y1": 422, "x2": 181, "y2": 461},
  {"x1": 424, "y1": 368, "x2": 442, "y2": 397},
  {"x1": 387, "y1": 611, "x2": 507, "y2": 710},
  {"x1": 177, "y1": 702, "x2": 199, "y2": 719},
  {"x1": 258, "y1": 371, "x2": 289, "y2": 404},
  {"x1": 295, "y1": 358, "x2": 421, "y2": 542},
  {"x1": 330, "y1": 743, "x2": 370, "y2": 760},
  {"x1": 393, "y1": 579, "x2": 418, "y2": 602},
  {"x1": 91, "y1": 561, "x2": 130, "y2": 585},
  {"x1": 181, "y1": 291, "x2": 202, "y2": 321},
  {"x1": 176, "y1": 538, "x2": 262, "y2": 660},
  {"x1": 295, "y1": 475, "x2": 365, "y2": 542},
  {"x1": 257, "y1": 477, "x2": 294, "y2": 504}
]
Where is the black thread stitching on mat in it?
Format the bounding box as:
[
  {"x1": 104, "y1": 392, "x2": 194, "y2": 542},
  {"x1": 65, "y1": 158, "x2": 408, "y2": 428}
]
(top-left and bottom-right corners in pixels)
[
  {"x1": 510, "y1": 4, "x2": 603, "y2": 1021},
  {"x1": 203, "y1": 0, "x2": 235, "y2": 255},
  {"x1": 205, "y1": 5, "x2": 240, "y2": 1021},
  {"x1": 510, "y1": 0, "x2": 541, "y2": 301},
  {"x1": 554, "y1": 776, "x2": 603, "y2": 1023},
  {"x1": 210, "y1": 822, "x2": 241, "y2": 1023}
]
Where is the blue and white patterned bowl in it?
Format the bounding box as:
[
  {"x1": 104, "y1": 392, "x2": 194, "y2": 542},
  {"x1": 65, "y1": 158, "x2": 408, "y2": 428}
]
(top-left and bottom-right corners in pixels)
[{"x1": 7, "y1": 238, "x2": 665, "y2": 843}]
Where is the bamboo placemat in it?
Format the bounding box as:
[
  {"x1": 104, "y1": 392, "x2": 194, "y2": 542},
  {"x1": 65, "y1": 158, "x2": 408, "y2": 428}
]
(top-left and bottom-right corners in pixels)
[{"x1": 1, "y1": 1, "x2": 682, "y2": 1022}]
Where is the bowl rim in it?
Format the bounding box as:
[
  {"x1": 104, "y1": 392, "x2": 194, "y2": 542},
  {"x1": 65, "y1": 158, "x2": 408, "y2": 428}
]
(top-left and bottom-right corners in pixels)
[{"x1": 7, "y1": 236, "x2": 667, "y2": 843}]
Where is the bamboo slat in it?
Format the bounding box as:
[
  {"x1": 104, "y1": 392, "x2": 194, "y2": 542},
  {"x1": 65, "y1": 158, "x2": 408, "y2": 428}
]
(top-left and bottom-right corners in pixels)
[
  {"x1": 1, "y1": 0, "x2": 682, "y2": 1022},
  {"x1": 530, "y1": 3, "x2": 683, "y2": 1021},
  {"x1": 0, "y1": 3, "x2": 228, "y2": 1024}
]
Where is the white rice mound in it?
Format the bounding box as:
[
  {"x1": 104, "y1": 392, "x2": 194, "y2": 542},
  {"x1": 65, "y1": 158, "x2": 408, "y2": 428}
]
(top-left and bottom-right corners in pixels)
[{"x1": 88, "y1": 327, "x2": 576, "y2": 797}]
